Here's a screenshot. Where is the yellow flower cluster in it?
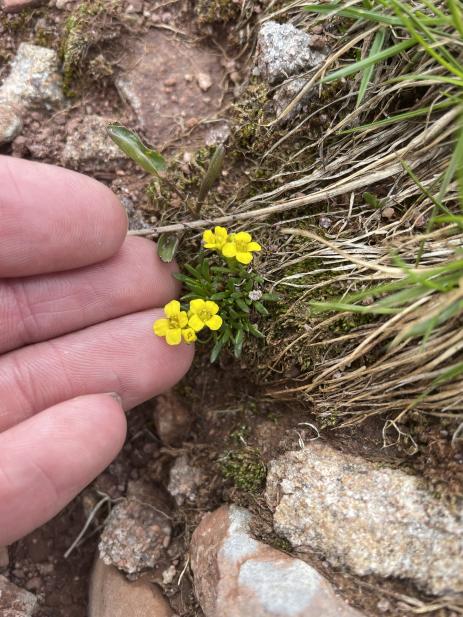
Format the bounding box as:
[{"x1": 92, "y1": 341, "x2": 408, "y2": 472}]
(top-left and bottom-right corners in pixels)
[
  {"x1": 203, "y1": 226, "x2": 262, "y2": 265},
  {"x1": 153, "y1": 299, "x2": 223, "y2": 346}
]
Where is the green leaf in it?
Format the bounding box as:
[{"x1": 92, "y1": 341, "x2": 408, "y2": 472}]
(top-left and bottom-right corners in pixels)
[
  {"x1": 363, "y1": 192, "x2": 382, "y2": 208},
  {"x1": 157, "y1": 234, "x2": 180, "y2": 263},
  {"x1": 198, "y1": 145, "x2": 226, "y2": 203},
  {"x1": 321, "y1": 38, "x2": 416, "y2": 85},
  {"x1": 236, "y1": 298, "x2": 251, "y2": 313},
  {"x1": 261, "y1": 293, "x2": 280, "y2": 302},
  {"x1": 356, "y1": 28, "x2": 387, "y2": 107},
  {"x1": 248, "y1": 323, "x2": 265, "y2": 339},
  {"x1": 234, "y1": 328, "x2": 245, "y2": 358},
  {"x1": 254, "y1": 302, "x2": 269, "y2": 316},
  {"x1": 107, "y1": 124, "x2": 166, "y2": 175},
  {"x1": 210, "y1": 338, "x2": 225, "y2": 363}
]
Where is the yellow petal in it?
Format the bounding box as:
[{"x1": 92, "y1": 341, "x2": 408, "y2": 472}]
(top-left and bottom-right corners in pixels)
[
  {"x1": 205, "y1": 300, "x2": 219, "y2": 315},
  {"x1": 248, "y1": 241, "x2": 262, "y2": 252},
  {"x1": 153, "y1": 318, "x2": 169, "y2": 336},
  {"x1": 222, "y1": 242, "x2": 237, "y2": 258},
  {"x1": 189, "y1": 314, "x2": 205, "y2": 332},
  {"x1": 236, "y1": 251, "x2": 253, "y2": 265},
  {"x1": 203, "y1": 229, "x2": 215, "y2": 244},
  {"x1": 164, "y1": 299, "x2": 181, "y2": 318},
  {"x1": 166, "y1": 328, "x2": 182, "y2": 345},
  {"x1": 235, "y1": 231, "x2": 252, "y2": 243},
  {"x1": 182, "y1": 328, "x2": 197, "y2": 344},
  {"x1": 206, "y1": 314, "x2": 223, "y2": 331},
  {"x1": 215, "y1": 226, "x2": 228, "y2": 241},
  {"x1": 190, "y1": 298, "x2": 205, "y2": 314},
  {"x1": 179, "y1": 311, "x2": 189, "y2": 328},
  {"x1": 204, "y1": 243, "x2": 217, "y2": 249}
]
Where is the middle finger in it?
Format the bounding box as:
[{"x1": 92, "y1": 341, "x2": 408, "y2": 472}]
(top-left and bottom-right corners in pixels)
[
  {"x1": 0, "y1": 236, "x2": 179, "y2": 354},
  {"x1": 0, "y1": 309, "x2": 194, "y2": 432}
]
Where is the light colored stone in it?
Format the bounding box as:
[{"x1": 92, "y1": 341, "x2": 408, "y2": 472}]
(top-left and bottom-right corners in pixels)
[
  {"x1": 257, "y1": 21, "x2": 326, "y2": 85},
  {"x1": 153, "y1": 391, "x2": 192, "y2": 446},
  {"x1": 0, "y1": 103, "x2": 22, "y2": 145},
  {"x1": 196, "y1": 71, "x2": 212, "y2": 92},
  {"x1": 99, "y1": 494, "x2": 171, "y2": 575},
  {"x1": 0, "y1": 43, "x2": 63, "y2": 109},
  {"x1": 168, "y1": 454, "x2": 205, "y2": 506},
  {"x1": 190, "y1": 505, "x2": 365, "y2": 617},
  {"x1": 0, "y1": 575, "x2": 37, "y2": 616},
  {"x1": 266, "y1": 442, "x2": 463, "y2": 596},
  {"x1": 62, "y1": 115, "x2": 125, "y2": 170},
  {"x1": 89, "y1": 558, "x2": 173, "y2": 617},
  {"x1": 1, "y1": 0, "x2": 44, "y2": 13},
  {"x1": 0, "y1": 43, "x2": 63, "y2": 144}
]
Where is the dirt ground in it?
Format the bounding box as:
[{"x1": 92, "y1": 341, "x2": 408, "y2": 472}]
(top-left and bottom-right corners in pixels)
[{"x1": 1, "y1": 2, "x2": 462, "y2": 616}]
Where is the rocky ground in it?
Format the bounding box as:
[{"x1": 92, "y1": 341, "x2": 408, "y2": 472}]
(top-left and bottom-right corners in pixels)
[{"x1": 0, "y1": 1, "x2": 462, "y2": 616}]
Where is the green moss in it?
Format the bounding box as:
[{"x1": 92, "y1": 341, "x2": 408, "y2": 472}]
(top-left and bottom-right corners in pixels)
[
  {"x1": 220, "y1": 448, "x2": 266, "y2": 493},
  {"x1": 60, "y1": 0, "x2": 121, "y2": 94},
  {"x1": 195, "y1": 0, "x2": 241, "y2": 24}
]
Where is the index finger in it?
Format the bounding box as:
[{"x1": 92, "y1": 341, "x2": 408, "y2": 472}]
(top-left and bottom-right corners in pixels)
[{"x1": 0, "y1": 156, "x2": 128, "y2": 277}]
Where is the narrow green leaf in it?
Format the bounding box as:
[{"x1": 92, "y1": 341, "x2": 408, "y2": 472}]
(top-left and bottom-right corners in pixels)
[
  {"x1": 234, "y1": 329, "x2": 245, "y2": 358},
  {"x1": 304, "y1": 4, "x2": 448, "y2": 26},
  {"x1": 236, "y1": 298, "x2": 251, "y2": 313},
  {"x1": 321, "y1": 38, "x2": 416, "y2": 85},
  {"x1": 198, "y1": 145, "x2": 225, "y2": 203},
  {"x1": 210, "y1": 337, "x2": 225, "y2": 363},
  {"x1": 363, "y1": 192, "x2": 382, "y2": 208},
  {"x1": 356, "y1": 28, "x2": 386, "y2": 107},
  {"x1": 107, "y1": 124, "x2": 166, "y2": 175},
  {"x1": 254, "y1": 302, "x2": 269, "y2": 316},
  {"x1": 157, "y1": 234, "x2": 180, "y2": 263}
]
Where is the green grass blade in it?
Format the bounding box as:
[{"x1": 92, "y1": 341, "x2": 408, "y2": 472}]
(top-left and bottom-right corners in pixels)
[{"x1": 356, "y1": 28, "x2": 387, "y2": 107}]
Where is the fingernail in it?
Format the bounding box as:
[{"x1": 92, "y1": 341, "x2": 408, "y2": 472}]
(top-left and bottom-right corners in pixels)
[{"x1": 106, "y1": 392, "x2": 123, "y2": 405}]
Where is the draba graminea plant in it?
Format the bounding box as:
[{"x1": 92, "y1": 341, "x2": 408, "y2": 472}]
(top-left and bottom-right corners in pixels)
[{"x1": 154, "y1": 226, "x2": 278, "y2": 362}]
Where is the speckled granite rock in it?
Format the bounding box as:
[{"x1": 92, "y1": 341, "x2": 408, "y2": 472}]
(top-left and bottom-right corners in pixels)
[
  {"x1": 62, "y1": 115, "x2": 125, "y2": 170},
  {"x1": 0, "y1": 43, "x2": 63, "y2": 108},
  {"x1": 0, "y1": 576, "x2": 37, "y2": 616},
  {"x1": 266, "y1": 442, "x2": 463, "y2": 596},
  {"x1": 168, "y1": 454, "x2": 205, "y2": 506},
  {"x1": 0, "y1": 43, "x2": 63, "y2": 144},
  {"x1": 190, "y1": 505, "x2": 365, "y2": 617},
  {"x1": 98, "y1": 496, "x2": 171, "y2": 575},
  {"x1": 257, "y1": 21, "x2": 326, "y2": 85}
]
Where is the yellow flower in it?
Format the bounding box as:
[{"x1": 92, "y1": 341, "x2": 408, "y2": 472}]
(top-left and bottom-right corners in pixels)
[
  {"x1": 182, "y1": 328, "x2": 197, "y2": 344},
  {"x1": 188, "y1": 299, "x2": 223, "y2": 332},
  {"x1": 153, "y1": 300, "x2": 192, "y2": 346},
  {"x1": 203, "y1": 226, "x2": 229, "y2": 251},
  {"x1": 222, "y1": 231, "x2": 262, "y2": 265}
]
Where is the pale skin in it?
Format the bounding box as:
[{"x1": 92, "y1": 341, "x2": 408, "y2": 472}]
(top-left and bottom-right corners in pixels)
[{"x1": 0, "y1": 156, "x2": 194, "y2": 546}]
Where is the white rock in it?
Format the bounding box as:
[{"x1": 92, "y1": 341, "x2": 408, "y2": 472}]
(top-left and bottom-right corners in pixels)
[
  {"x1": 266, "y1": 442, "x2": 463, "y2": 596},
  {"x1": 0, "y1": 43, "x2": 63, "y2": 109},
  {"x1": 62, "y1": 115, "x2": 125, "y2": 170},
  {"x1": 257, "y1": 21, "x2": 327, "y2": 85}
]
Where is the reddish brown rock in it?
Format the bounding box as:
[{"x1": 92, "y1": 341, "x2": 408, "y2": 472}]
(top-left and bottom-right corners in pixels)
[
  {"x1": 89, "y1": 558, "x2": 173, "y2": 617},
  {"x1": 190, "y1": 505, "x2": 365, "y2": 617},
  {"x1": 1, "y1": 0, "x2": 44, "y2": 13},
  {"x1": 153, "y1": 391, "x2": 192, "y2": 446},
  {"x1": 0, "y1": 575, "x2": 37, "y2": 616}
]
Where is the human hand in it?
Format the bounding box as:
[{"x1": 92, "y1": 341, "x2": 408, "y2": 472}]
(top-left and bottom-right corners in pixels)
[{"x1": 0, "y1": 156, "x2": 194, "y2": 546}]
